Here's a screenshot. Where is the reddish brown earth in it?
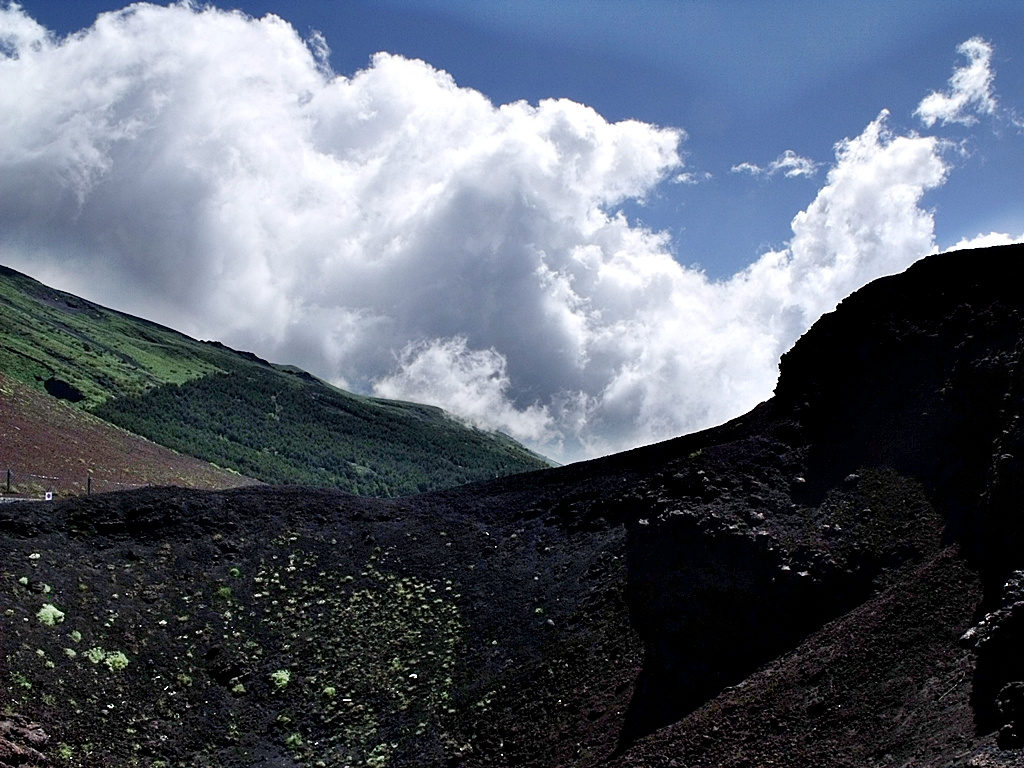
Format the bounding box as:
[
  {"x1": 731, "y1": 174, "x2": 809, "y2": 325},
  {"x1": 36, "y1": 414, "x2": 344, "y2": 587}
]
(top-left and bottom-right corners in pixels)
[{"x1": 0, "y1": 372, "x2": 256, "y2": 498}]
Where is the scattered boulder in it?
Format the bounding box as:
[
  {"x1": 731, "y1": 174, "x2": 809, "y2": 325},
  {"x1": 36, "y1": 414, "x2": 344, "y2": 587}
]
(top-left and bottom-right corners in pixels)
[
  {"x1": 962, "y1": 570, "x2": 1024, "y2": 745},
  {"x1": 0, "y1": 715, "x2": 48, "y2": 768}
]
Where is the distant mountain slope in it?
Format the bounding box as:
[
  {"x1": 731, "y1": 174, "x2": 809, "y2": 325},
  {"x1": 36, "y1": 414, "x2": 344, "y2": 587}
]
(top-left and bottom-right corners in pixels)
[
  {"x1": 0, "y1": 264, "x2": 549, "y2": 496},
  {"x1": 91, "y1": 367, "x2": 549, "y2": 495},
  {"x1": 0, "y1": 265, "x2": 224, "y2": 407},
  {"x1": 0, "y1": 372, "x2": 256, "y2": 496}
]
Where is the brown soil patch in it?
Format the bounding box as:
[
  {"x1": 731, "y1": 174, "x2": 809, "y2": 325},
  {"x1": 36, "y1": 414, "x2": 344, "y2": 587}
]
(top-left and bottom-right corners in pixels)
[{"x1": 0, "y1": 373, "x2": 256, "y2": 498}]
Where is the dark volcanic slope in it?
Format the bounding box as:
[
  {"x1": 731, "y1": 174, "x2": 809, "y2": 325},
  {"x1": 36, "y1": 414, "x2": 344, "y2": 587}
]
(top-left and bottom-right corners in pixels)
[
  {"x1": 0, "y1": 481, "x2": 643, "y2": 768},
  {"x1": 4, "y1": 244, "x2": 1024, "y2": 767},
  {"x1": 610, "y1": 243, "x2": 1024, "y2": 765}
]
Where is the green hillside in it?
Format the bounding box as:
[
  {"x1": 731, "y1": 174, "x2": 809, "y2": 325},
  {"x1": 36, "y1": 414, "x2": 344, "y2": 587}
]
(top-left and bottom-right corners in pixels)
[
  {"x1": 0, "y1": 265, "x2": 550, "y2": 496},
  {"x1": 0, "y1": 265, "x2": 226, "y2": 406}
]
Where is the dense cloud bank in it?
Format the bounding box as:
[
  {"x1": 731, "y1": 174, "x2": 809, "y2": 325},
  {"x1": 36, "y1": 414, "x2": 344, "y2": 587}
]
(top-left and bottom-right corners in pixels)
[{"x1": 0, "y1": 5, "x2": 1016, "y2": 462}]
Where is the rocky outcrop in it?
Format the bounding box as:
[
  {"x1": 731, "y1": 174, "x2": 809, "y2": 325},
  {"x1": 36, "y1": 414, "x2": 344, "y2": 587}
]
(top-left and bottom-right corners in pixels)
[
  {"x1": 774, "y1": 245, "x2": 1024, "y2": 578},
  {"x1": 618, "y1": 244, "x2": 1024, "y2": 754},
  {"x1": 962, "y1": 570, "x2": 1024, "y2": 746},
  {"x1": 0, "y1": 716, "x2": 48, "y2": 768}
]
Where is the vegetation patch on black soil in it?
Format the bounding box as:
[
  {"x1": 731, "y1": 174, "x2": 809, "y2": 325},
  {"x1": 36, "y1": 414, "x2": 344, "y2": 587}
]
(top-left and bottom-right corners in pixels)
[{"x1": 0, "y1": 483, "x2": 639, "y2": 767}]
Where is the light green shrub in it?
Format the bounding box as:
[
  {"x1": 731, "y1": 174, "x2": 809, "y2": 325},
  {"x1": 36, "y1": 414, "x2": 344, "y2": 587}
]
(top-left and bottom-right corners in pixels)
[
  {"x1": 270, "y1": 669, "x2": 291, "y2": 690},
  {"x1": 104, "y1": 651, "x2": 129, "y2": 672},
  {"x1": 37, "y1": 604, "x2": 65, "y2": 626}
]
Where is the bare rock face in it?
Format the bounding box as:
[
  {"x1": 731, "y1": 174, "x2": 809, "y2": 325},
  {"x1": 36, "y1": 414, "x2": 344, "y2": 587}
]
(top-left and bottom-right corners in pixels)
[
  {"x1": 0, "y1": 716, "x2": 48, "y2": 768},
  {"x1": 617, "y1": 244, "x2": 1024, "y2": 757},
  {"x1": 962, "y1": 570, "x2": 1024, "y2": 746},
  {"x1": 773, "y1": 245, "x2": 1024, "y2": 580}
]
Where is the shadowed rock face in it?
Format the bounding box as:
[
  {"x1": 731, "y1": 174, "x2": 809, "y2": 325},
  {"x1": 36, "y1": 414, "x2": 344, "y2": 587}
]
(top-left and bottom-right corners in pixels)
[
  {"x1": 774, "y1": 247, "x2": 1024, "y2": 575},
  {"x1": 620, "y1": 462, "x2": 943, "y2": 746},
  {"x1": 962, "y1": 570, "x2": 1024, "y2": 746},
  {"x1": 4, "y1": 245, "x2": 1024, "y2": 767},
  {"x1": 0, "y1": 715, "x2": 48, "y2": 768},
  {"x1": 616, "y1": 244, "x2": 1024, "y2": 762},
  {"x1": 42, "y1": 377, "x2": 85, "y2": 403}
]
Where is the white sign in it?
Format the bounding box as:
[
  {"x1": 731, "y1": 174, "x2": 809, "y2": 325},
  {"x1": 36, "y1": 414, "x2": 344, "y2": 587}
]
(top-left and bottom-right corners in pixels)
[{"x1": 44, "y1": 492, "x2": 52, "y2": 501}]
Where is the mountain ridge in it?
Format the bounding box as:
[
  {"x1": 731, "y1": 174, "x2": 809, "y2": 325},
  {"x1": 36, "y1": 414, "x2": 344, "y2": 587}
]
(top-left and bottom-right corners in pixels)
[
  {"x1": 2, "y1": 244, "x2": 1024, "y2": 766},
  {"x1": 0, "y1": 263, "x2": 550, "y2": 496}
]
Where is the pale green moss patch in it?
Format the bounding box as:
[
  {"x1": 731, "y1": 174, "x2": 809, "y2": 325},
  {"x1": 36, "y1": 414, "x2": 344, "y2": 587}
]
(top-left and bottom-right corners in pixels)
[
  {"x1": 270, "y1": 669, "x2": 291, "y2": 690},
  {"x1": 104, "y1": 651, "x2": 129, "y2": 672},
  {"x1": 36, "y1": 603, "x2": 65, "y2": 626}
]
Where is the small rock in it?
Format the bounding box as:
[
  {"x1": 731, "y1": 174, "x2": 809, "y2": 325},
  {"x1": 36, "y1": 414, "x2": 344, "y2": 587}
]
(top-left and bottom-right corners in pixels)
[{"x1": 997, "y1": 681, "x2": 1024, "y2": 747}]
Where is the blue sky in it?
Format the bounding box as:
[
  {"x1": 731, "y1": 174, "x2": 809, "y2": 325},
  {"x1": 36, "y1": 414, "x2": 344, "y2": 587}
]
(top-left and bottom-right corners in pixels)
[
  {"x1": 17, "y1": 0, "x2": 1024, "y2": 275},
  {"x1": 2, "y1": 1, "x2": 1023, "y2": 461}
]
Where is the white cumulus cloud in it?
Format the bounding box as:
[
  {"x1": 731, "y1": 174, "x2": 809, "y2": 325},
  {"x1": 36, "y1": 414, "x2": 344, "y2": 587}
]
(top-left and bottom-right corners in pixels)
[
  {"x1": 0, "y1": 5, "x2": 969, "y2": 463},
  {"x1": 374, "y1": 337, "x2": 556, "y2": 445},
  {"x1": 944, "y1": 231, "x2": 1024, "y2": 252},
  {"x1": 915, "y1": 36, "x2": 997, "y2": 127},
  {"x1": 673, "y1": 171, "x2": 713, "y2": 185},
  {"x1": 731, "y1": 150, "x2": 820, "y2": 179}
]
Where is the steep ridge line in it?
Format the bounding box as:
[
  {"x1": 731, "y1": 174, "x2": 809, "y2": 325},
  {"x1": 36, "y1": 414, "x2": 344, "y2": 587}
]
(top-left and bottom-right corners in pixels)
[{"x1": 615, "y1": 243, "x2": 1024, "y2": 763}]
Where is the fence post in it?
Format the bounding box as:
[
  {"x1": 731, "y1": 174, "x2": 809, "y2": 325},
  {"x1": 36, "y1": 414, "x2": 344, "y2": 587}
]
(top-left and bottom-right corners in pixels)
[
  {"x1": 6, "y1": 469, "x2": 9, "y2": 493},
  {"x1": 87, "y1": 476, "x2": 92, "y2": 495}
]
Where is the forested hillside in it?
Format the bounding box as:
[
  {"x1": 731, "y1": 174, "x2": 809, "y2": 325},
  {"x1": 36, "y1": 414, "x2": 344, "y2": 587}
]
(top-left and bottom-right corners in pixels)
[
  {"x1": 93, "y1": 366, "x2": 546, "y2": 496},
  {"x1": 0, "y1": 264, "x2": 549, "y2": 496}
]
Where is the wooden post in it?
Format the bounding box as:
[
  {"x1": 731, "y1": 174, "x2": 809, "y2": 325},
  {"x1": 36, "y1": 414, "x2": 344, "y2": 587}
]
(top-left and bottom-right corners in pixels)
[
  {"x1": 6, "y1": 469, "x2": 10, "y2": 493},
  {"x1": 87, "y1": 476, "x2": 92, "y2": 495}
]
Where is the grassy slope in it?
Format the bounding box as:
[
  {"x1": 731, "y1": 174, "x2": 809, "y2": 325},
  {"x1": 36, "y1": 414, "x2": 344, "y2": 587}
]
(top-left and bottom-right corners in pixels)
[
  {"x1": 0, "y1": 265, "x2": 224, "y2": 407},
  {"x1": 0, "y1": 265, "x2": 549, "y2": 496}
]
